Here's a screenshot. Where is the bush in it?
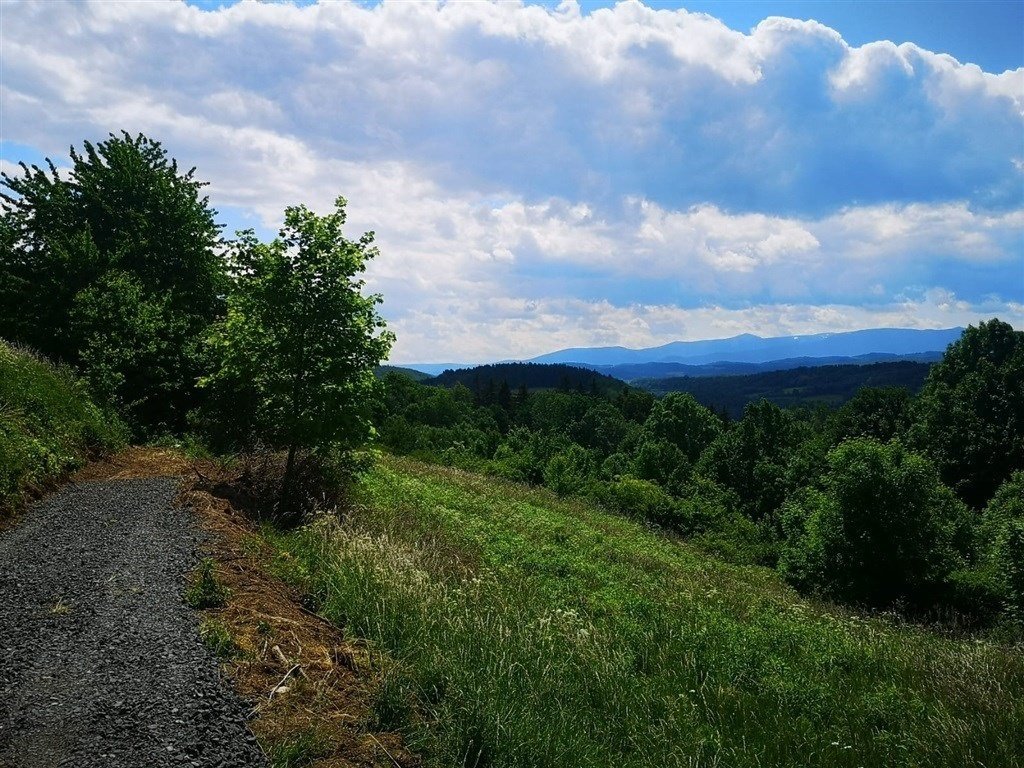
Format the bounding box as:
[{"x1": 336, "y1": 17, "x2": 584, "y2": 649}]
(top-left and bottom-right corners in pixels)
[
  {"x1": 543, "y1": 445, "x2": 597, "y2": 496},
  {"x1": 593, "y1": 476, "x2": 682, "y2": 528},
  {"x1": 0, "y1": 341, "x2": 127, "y2": 513},
  {"x1": 995, "y1": 521, "x2": 1024, "y2": 623},
  {"x1": 778, "y1": 439, "x2": 971, "y2": 608}
]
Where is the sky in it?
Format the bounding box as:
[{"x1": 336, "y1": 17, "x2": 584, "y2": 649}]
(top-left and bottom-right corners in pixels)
[{"x1": 1, "y1": 0, "x2": 1022, "y2": 363}]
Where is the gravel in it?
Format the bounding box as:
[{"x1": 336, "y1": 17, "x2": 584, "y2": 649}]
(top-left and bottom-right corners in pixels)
[{"x1": 0, "y1": 478, "x2": 267, "y2": 768}]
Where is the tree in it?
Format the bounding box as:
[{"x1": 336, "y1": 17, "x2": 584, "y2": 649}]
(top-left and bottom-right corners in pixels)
[
  {"x1": 641, "y1": 393, "x2": 722, "y2": 464},
  {"x1": 696, "y1": 400, "x2": 806, "y2": 521},
  {"x1": 978, "y1": 471, "x2": 1024, "y2": 622},
  {"x1": 911, "y1": 319, "x2": 1024, "y2": 508},
  {"x1": 827, "y1": 386, "x2": 912, "y2": 445},
  {"x1": 0, "y1": 133, "x2": 224, "y2": 432},
  {"x1": 201, "y1": 197, "x2": 393, "y2": 504},
  {"x1": 778, "y1": 438, "x2": 970, "y2": 608}
]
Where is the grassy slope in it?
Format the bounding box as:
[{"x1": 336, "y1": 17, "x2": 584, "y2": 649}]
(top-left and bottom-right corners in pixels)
[
  {"x1": 0, "y1": 341, "x2": 127, "y2": 513},
  {"x1": 272, "y1": 456, "x2": 1024, "y2": 768}
]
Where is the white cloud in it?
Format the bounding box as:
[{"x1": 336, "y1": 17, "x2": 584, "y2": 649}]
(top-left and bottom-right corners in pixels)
[{"x1": 1, "y1": 0, "x2": 1021, "y2": 361}]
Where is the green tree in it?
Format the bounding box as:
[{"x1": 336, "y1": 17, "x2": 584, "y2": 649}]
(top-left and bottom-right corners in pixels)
[
  {"x1": 543, "y1": 444, "x2": 598, "y2": 496},
  {"x1": 0, "y1": 133, "x2": 224, "y2": 432},
  {"x1": 778, "y1": 438, "x2": 970, "y2": 607},
  {"x1": 641, "y1": 392, "x2": 722, "y2": 463},
  {"x1": 827, "y1": 386, "x2": 913, "y2": 445},
  {"x1": 696, "y1": 400, "x2": 806, "y2": 521},
  {"x1": 977, "y1": 472, "x2": 1024, "y2": 622},
  {"x1": 911, "y1": 319, "x2": 1024, "y2": 508},
  {"x1": 201, "y1": 197, "x2": 393, "y2": 502}
]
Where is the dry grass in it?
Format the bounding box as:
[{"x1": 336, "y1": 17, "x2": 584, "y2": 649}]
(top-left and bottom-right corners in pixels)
[
  {"x1": 182, "y1": 485, "x2": 417, "y2": 768},
  {"x1": 72, "y1": 446, "x2": 189, "y2": 482}
]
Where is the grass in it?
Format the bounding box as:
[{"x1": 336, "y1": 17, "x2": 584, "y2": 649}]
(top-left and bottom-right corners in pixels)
[
  {"x1": 0, "y1": 340, "x2": 127, "y2": 515},
  {"x1": 199, "y1": 618, "x2": 239, "y2": 659},
  {"x1": 269, "y1": 455, "x2": 1023, "y2": 767}
]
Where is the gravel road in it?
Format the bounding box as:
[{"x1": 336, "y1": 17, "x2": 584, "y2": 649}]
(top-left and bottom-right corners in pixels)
[{"x1": 0, "y1": 478, "x2": 267, "y2": 767}]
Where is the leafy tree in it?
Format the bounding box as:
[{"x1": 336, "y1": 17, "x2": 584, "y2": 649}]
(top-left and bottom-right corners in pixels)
[
  {"x1": 544, "y1": 444, "x2": 598, "y2": 496},
  {"x1": 827, "y1": 386, "x2": 913, "y2": 445},
  {"x1": 696, "y1": 400, "x2": 806, "y2": 520},
  {"x1": 911, "y1": 319, "x2": 1024, "y2": 508},
  {"x1": 995, "y1": 521, "x2": 1024, "y2": 623},
  {"x1": 641, "y1": 392, "x2": 722, "y2": 463},
  {"x1": 778, "y1": 438, "x2": 970, "y2": 607},
  {"x1": 0, "y1": 133, "x2": 224, "y2": 432},
  {"x1": 571, "y1": 401, "x2": 632, "y2": 456},
  {"x1": 630, "y1": 438, "x2": 690, "y2": 493},
  {"x1": 201, "y1": 197, "x2": 393, "y2": 502},
  {"x1": 976, "y1": 471, "x2": 1024, "y2": 621}
]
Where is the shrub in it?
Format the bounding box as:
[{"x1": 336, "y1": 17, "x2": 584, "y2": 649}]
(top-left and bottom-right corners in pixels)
[
  {"x1": 778, "y1": 439, "x2": 971, "y2": 608},
  {"x1": 543, "y1": 445, "x2": 597, "y2": 496},
  {"x1": 594, "y1": 475, "x2": 682, "y2": 528},
  {"x1": 995, "y1": 521, "x2": 1024, "y2": 623}
]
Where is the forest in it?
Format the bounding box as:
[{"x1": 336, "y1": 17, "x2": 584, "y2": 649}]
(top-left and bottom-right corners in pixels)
[{"x1": 635, "y1": 359, "x2": 934, "y2": 416}]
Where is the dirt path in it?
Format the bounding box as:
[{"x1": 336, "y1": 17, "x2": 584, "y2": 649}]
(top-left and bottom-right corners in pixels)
[{"x1": 0, "y1": 477, "x2": 267, "y2": 768}]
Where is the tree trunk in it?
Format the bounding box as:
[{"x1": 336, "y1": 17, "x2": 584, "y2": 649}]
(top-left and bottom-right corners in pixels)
[{"x1": 279, "y1": 442, "x2": 298, "y2": 521}]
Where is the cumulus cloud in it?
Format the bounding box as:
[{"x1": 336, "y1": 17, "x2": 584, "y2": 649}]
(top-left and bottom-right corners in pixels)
[{"x1": 0, "y1": 0, "x2": 1021, "y2": 360}]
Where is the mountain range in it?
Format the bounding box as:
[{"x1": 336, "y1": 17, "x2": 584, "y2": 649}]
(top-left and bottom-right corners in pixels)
[{"x1": 400, "y1": 327, "x2": 962, "y2": 377}]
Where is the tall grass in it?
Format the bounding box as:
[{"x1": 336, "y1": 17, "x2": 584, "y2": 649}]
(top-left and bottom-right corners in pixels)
[
  {"x1": 271, "y1": 456, "x2": 1024, "y2": 768},
  {"x1": 0, "y1": 340, "x2": 127, "y2": 512}
]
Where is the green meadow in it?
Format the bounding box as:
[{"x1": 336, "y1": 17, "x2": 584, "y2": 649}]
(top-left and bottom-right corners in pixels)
[{"x1": 270, "y1": 455, "x2": 1024, "y2": 768}]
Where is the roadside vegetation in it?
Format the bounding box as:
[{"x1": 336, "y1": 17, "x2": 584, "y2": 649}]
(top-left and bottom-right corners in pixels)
[{"x1": 0, "y1": 340, "x2": 126, "y2": 514}]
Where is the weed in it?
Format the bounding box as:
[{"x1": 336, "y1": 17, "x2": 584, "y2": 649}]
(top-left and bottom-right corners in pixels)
[
  {"x1": 49, "y1": 598, "x2": 72, "y2": 615},
  {"x1": 185, "y1": 557, "x2": 230, "y2": 609},
  {"x1": 199, "y1": 618, "x2": 238, "y2": 659}
]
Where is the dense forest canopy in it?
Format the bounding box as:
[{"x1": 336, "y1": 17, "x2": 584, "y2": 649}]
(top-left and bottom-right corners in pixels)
[{"x1": 636, "y1": 360, "x2": 933, "y2": 417}]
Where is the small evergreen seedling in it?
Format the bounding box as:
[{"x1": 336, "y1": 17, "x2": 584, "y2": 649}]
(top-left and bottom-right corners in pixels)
[{"x1": 186, "y1": 557, "x2": 230, "y2": 609}]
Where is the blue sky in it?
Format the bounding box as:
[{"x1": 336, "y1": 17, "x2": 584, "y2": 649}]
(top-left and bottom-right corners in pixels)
[{"x1": 1, "y1": 0, "x2": 1022, "y2": 362}]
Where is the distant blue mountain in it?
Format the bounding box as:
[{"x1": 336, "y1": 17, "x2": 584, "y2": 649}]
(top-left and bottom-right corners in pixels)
[{"x1": 526, "y1": 328, "x2": 962, "y2": 368}]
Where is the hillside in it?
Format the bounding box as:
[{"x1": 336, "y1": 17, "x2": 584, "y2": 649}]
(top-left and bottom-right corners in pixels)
[
  {"x1": 0, "y1": 341, "x2": 126, "y2": 514},
  {"x1": 270, "y1": 455, "x2": 1024, "y2": 768},
  {"x1": 375, "y1": 364, "x2": 434, "y2": 382},
  {"x1": 431, "y1": 362, "x2": 626, "y2": 395},
  {"x1": 636, "y1": 360, "x2": 932, "y2": 417}
]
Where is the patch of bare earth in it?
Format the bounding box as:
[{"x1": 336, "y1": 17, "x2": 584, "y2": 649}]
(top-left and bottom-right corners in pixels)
[{"x1": 79, "y1": 448, "x2": 418, "y2": 768}]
